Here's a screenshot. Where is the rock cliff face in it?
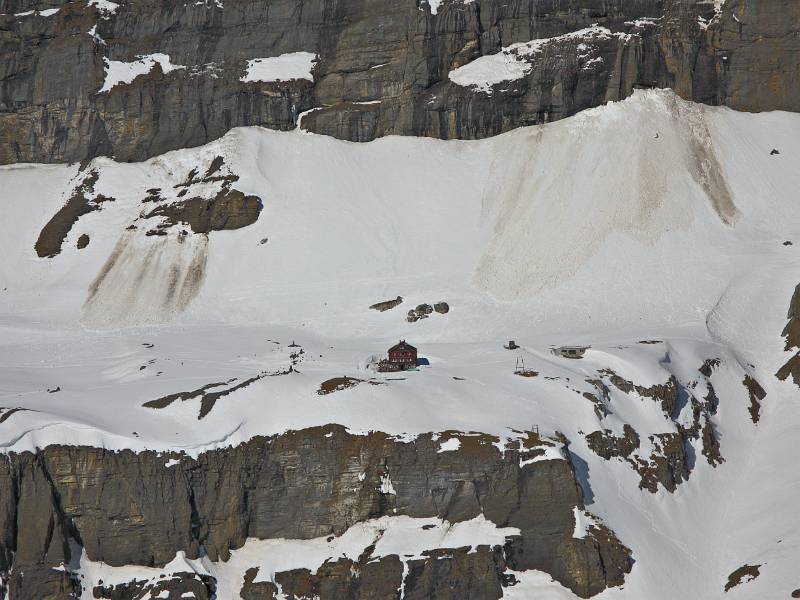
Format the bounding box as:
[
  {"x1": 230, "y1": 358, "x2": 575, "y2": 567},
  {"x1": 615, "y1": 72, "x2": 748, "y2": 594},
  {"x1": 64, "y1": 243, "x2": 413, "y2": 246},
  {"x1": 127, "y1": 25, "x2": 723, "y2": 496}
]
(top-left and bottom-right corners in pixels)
[
  {"x1": 0, "y1": 426, "x2": 632, "y2": 600},
  {"x1": 0, "y1": 0, "x2": 797, "y2": 164}
]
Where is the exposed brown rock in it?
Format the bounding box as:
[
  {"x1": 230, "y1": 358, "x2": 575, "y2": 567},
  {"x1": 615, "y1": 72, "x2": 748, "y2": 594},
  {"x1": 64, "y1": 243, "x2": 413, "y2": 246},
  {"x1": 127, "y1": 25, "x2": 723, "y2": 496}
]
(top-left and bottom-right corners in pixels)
[
  {"x1": 724, "y1": 564, "x2": 760, "y2": 592},
  {"x1": 776, "y1": 352, "x2": 800, "y2": 386},
  {"x1": 94, "y1": 572, "x2": 216, "y2": 600},
  {"x1": 143, "y1": 372, "x2": 281, "y2": 419},
  {"x1": 415, "y1": 304, "x2": 433, "y2": 315},
  {"x1": 704, "y1": 381, "x2": 720, "y2": 416},
  {"x1": 240, "y1": 567, "x2": 278, "y2": 600},
  {"x1": 587, "y1": 425, "x2": 696, "y2": 493},
  {"x1": 699, "y1": 358, "x2": 721, "y2": 378},
  {"x1": 317, "y1": 376, "x2": 384, "y2": 395},
  {"x1": 403, "y1": 546, "x2": 507, "y2": 600},
  {"x1": 782, "y1": 285, "x2": 800, "y2": 350},
  {"x1": 583, "y1": 379, "x2": 612, "y2": 419},
  {"x1": 632, "y1": 432, "x2": 690, "y2": 493},
  {"x1": 515, "y1": 370, "x2": 539, "y2": 378},
  {"x1": 145, "y1": 189, "x2": 262, "y2": 235},
  {"x1": 275, "y1": 554, "x2": 404, "y2": 600},
  {"x1": 743, "y1": 375, "x2": 766, "y2": 424},
  {"x1": 0, "y1": 407, "x2": 33, "y2": 424},
  {"x1": 34, "y1": 170, "x2": 112, "y2": 258},
  {"x1": 700, "y1": 419, "x2": 724, "y2": 467},
  {"x1": 370, "y1": 296, "x2": 403, "y2": 312},
  {"x1": 586, "y1": 425, "x2": 640, "y2": 460},
  {"x1": 600, "y1": 370, "x2": 680, "y2": 419}
]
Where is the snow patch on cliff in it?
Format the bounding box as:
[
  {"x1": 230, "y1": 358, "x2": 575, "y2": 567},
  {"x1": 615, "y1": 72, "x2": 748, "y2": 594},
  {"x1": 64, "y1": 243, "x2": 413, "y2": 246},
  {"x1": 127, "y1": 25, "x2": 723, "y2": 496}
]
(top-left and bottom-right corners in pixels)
[
  {"x1": 14, "y1": 7, "x2": 59, "y2": 16},
  {"x1": 241, "y1": 52, "x2": 317, "y2": 83},
  {"x1": 89, "y1": 0, "x2": 119, "y2": 16},
  {"x1": 448, "y1": 26, "x2": 630, "y2": 93},
  {"x1": 100, "y1": 54, "x2": 185, "y2": 93}
]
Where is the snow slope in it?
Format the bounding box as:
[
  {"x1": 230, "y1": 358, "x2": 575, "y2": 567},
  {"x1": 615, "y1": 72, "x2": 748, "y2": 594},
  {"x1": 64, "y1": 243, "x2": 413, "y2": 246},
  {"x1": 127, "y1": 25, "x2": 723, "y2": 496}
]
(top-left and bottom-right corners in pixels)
[{"x1": 1, "y1": 89, "x2": 799, "y2": 598}]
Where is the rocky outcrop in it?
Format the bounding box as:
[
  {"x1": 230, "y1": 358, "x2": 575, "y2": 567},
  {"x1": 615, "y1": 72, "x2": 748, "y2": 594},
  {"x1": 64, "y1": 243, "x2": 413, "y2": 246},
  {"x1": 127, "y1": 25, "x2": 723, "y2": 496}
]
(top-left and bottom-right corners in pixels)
[
  {"x1": 240, "y1": 567, "x2": 280, "y2": 600},
  {"x1": 0, "y1": 0, "x2": 798, "y2": 164},
  {"x1": 600, "y1": 369, "x2": 680, "y2": 419},
  {"x1": 586, "y1": 425, "x2": 639, "y2": 460},
  {"x1": 95, "y1": 572, "x2": 217, "y2": 600},
  {"x1": 370, "y1": 296, "x2": 403, "y2": 312},
  {"x1": 34, "y1": 170, "x2": 113, "y2": 257},
  {"x1": 778, "y1": 284, "x2": 800, "y2": 386},
  {"x1": 743, "y1": 375, "x2": 766, "y2": 424},
  {"x1": 631, "y1": 432, "x2": 690, "y2": 493},
  {"x1": 724, "y1": 564, "x2": 760, "y2": 592},
  {"x1": 586, "y1": 362, "x2": 730, "y2": 492},
  {"x1": 145, "y1": 189, "x2": 262, "y2": 235},
  {"x1": 585, "y1": 426, "x2": 690, "y2": 493},
  {"x1": 783, "y1": 284, "x2": 800, "y2": 351},
  {"x1": 0, "y1": 426, "x2": 632, "y2": 600}
]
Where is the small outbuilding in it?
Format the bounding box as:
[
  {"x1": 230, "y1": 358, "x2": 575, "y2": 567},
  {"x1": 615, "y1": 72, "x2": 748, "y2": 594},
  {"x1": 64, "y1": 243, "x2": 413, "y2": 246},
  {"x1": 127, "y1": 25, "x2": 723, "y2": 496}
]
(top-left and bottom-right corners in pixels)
[{"x1": 552, "y1": 345, "x2": 589, "y2": 359}]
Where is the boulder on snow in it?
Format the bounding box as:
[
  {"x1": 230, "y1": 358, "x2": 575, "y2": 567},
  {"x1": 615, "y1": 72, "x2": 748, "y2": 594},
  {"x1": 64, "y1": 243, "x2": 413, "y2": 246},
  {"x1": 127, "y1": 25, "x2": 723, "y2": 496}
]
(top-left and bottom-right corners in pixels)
[
  {"x1": 370, "y1": 296, "x2": 403, "y2": 312},
  {"x1": 76, "y1": 233, "x2": 90, "y2": 249},
  {"x1": 724, "y1": 564, "x2": 760, "y2": 592},
  {"x1": 434, "y1": 302, "x2": 449, "y2": 314}
]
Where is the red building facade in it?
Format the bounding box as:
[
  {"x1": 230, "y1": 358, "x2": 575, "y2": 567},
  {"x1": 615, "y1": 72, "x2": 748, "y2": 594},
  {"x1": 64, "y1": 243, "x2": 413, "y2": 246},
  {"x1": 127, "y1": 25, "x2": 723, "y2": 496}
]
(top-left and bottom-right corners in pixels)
[{"x1": 387, "y1": 340, "x2": 417, "y2": 370}]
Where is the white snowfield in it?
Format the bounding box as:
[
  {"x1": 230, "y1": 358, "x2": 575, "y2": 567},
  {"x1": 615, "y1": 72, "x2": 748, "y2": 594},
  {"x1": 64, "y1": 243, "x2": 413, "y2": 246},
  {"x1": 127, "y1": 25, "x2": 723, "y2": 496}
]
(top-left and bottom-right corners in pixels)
[
  {"x1": 1, "y1": 89, "x2": 800, "y2": 599},
  {"x1": 241, "y1": 52, "x2": 317, "y2": 83}
]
